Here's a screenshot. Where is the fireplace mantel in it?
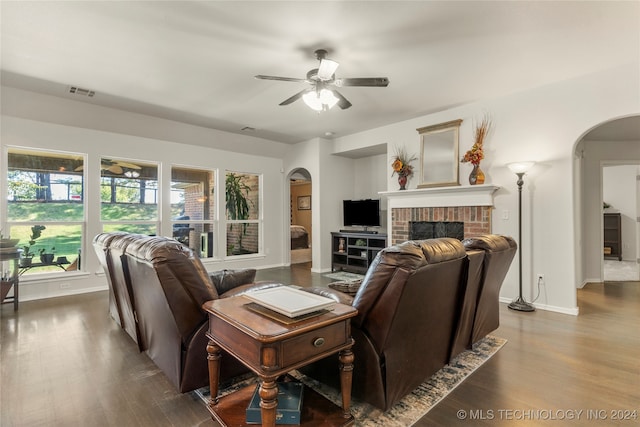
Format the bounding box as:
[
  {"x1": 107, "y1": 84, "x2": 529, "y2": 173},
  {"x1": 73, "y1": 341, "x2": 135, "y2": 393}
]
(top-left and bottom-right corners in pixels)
[
  {"x1": 379, "y1": 184, "x2": 500, "y2": 208},
  {"x1": 380, "y1": 184, "x2": 500, "y2": 244}
]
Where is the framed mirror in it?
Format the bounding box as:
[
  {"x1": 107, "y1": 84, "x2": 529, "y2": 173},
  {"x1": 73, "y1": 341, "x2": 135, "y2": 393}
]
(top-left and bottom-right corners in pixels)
[{"x1": 417, "y1": 119, "x2": 462, "y2": 188}]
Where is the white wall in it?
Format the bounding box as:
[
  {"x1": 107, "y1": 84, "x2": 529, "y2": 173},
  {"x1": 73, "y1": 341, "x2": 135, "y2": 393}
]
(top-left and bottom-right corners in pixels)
[
  {"x1": 1, "y1": 99, "x2": 286, "y2": 301},
  {"x1": 1, "y1": 86, "x2": 290, "y2": 159},
  {"x1": 354, "y1": 153, "x2": 388, "y2": 229},
  {"x1": 603, "y1": 165, "x2": 639, "y2": 261},
  {"x1": 329, "y1": 63, "x2": 640, "y2": 314},
  {"x1": 283, "y1": 137, "x2": 355, "y2": 272}
]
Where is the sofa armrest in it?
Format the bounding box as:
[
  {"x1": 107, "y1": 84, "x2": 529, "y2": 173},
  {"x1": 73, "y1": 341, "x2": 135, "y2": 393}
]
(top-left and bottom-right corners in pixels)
[
  {"x1": 219, "y1": 280, "x2": 283, "y2": 298},
  {"x1": 209, "y1": 268, "x2": 257, "y2": 294},
  {"x1": 304, "y1": 286, "x2": 355, "y2": 305}
]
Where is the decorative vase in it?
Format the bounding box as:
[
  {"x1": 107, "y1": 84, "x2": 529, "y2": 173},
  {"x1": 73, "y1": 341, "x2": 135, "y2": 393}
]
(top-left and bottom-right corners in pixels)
[
  {"x1": 398, "y1": 175, "x2": 408, "y2": 190},
  {"x1": 469, "y1": 164, "x2": 485, "y2": 185}
]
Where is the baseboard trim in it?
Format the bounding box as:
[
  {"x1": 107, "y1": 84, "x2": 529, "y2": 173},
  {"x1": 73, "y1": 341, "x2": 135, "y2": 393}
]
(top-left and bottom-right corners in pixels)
[
  {"x1": 580, "y1": 278, "x2": 602, "y2": 288},
  {"x1": 500, "y1": 297, "x2": 579, "y2": 316},
  {"x1": 19, "y1": 284, "x2": 108, "y2": 303}
]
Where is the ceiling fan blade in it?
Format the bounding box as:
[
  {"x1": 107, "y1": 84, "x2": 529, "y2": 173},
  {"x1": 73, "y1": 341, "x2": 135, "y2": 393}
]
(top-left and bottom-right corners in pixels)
[
  {"x1": 114, "y1": 161, "x2": 142, "y2": 169},
  {"x1": 317, "y1": 59, "x2": 339, "y2": 81},
  {"x1": 332, "y1": 90, "x2": 352, "y2": 110},
  {"x1": 255, "y1": 75, "x2": 307, "y2": 83},
  {"x1": 334, "y1": 77, "x2": 390, "y2": 87},
  {"x1": 279, "y1": 89, "x2": 308, "y2": 106},
  {"x1": 107, "y1": 165, "x2": 124, "y2": 174}
]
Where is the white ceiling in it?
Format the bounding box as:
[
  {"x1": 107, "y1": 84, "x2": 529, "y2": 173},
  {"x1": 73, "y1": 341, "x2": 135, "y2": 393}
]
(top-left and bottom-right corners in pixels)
[{"x1": 1, "y1": 1, "x2": 639, "y2": 145}]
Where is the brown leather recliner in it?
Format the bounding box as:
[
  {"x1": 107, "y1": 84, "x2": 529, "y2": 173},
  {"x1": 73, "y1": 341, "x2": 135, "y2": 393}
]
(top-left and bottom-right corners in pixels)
[
  {"x1": 450, "y1": 234, "x2": 517, "y2": 360},
  {"x1": 94, "y1": 232, "x2": 282, "y2": 392},
  {"x1": 463, "y1": 234, "x2": 517, "y2": 344},
  {"x1": 93, "y1": 232, "x2": 142, "y2": 349},
  {"x1": 301, "y1": 238, "x2": 469, "y2": 411},
  {"x1": 449, "y1": 247, "x2": 485, "y2": 360}
]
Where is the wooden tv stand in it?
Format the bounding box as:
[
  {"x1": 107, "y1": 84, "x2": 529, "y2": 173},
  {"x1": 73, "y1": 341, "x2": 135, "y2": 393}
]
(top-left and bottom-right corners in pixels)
[{"x1": 331, "y1": 231, "x2": 387, "y2": 274}]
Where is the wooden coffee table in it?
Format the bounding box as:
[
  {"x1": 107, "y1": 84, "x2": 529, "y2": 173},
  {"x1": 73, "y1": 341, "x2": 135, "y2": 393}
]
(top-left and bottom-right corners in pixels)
[{"x1": 203, "y1": 294, "x2": 358, "y2": 427}]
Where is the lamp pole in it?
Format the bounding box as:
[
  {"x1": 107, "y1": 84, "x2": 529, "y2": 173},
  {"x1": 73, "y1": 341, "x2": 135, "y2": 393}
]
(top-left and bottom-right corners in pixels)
[{"x1": 507, "y1": 163, "x2": 535, "y2": 312}]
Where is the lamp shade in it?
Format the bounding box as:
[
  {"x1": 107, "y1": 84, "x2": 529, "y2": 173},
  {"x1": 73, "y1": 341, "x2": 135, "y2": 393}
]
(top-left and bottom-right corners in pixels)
[
  {"x1": 302, "y1": 91, "x2": 323, "y2": 111},
  {"x1": 507, "y1": 161, "x2": 535, "y2": 174},
  {"x1": 317, "y1": 59, "x2": 339, "y2": 81},
  {"x1": 303, "y1": 89, "x2": 339, "y2": 111}
]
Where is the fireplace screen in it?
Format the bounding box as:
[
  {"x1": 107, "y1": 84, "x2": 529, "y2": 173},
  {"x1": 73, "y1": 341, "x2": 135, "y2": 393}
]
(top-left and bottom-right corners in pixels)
[{"x1": 409, "y1": 221, "x2": 464, "y2": 241}]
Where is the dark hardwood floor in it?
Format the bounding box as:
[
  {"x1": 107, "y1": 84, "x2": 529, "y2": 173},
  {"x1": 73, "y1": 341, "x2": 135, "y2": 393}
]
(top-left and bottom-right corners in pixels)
[{"x1": 1, "y1": 263, "x2": 638, "y2": 426}]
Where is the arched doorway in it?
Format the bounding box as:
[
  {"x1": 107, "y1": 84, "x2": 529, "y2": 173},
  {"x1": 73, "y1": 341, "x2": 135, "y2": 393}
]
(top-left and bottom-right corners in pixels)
[
  {"x1": 288, "y1": 168, "x2": 312, "y2": 267},
  {"x1": 574, "y1": 115, "x2": 640, "y2": 289}
]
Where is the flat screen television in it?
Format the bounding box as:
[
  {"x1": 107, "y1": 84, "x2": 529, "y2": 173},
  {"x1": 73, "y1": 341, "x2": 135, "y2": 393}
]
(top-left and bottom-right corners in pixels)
[{"x1": 343, "y1": 199, "x2": 381, "y2": 228}]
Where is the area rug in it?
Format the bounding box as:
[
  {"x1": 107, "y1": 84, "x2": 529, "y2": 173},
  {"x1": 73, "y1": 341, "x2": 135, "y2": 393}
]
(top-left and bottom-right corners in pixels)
[
  {"x1": 324, "y1": 271, "x2": 366, "y2": 282},
  {"x1": 193, "y1": 335, "x2": 506, "y2": 426}
]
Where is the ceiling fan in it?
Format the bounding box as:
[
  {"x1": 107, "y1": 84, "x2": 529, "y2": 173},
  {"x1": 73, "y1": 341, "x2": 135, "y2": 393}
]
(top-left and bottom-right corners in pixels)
[
  {"x1": 74, "y1": 159, "x2": 142, "y2": 175},
  {"x1": 255, "y1": 49, "x2": 389, "y2": 111}
]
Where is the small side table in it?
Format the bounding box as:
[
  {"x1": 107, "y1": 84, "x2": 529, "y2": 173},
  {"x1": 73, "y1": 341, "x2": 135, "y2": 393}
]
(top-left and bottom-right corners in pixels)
[
  {"x1": 203, "y1": 295, "x2": 358, "y2": 427},
  {"x1": 1, "y1": 250, "x2": 21, "y2": 310}
]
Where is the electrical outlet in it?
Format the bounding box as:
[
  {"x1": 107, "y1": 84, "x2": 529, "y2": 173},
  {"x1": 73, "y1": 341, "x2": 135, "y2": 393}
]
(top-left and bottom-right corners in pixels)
[{"x1": 536, "y1": 274, "x2": 544, "y2": 285}]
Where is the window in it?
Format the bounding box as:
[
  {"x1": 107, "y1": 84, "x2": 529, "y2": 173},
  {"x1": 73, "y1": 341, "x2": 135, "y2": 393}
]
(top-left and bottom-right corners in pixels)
[
  {"x1": 6, "y1": 148, "x2": 84, "y2": 275},
  {"x1": 225, "y1": 171, "x2": 260, "y2": 256},
  {"x1": 171, "y1": 166, "x2": 216, "y2": 257},
  {"x1": 100, "y1": 158, "x2": 158, "y2": 235}
]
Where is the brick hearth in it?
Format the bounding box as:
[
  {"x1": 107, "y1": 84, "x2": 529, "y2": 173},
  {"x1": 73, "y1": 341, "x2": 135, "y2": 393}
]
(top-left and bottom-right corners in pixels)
[{"x1": 391, "y1": 206, "x2": 492, "y2": 245}]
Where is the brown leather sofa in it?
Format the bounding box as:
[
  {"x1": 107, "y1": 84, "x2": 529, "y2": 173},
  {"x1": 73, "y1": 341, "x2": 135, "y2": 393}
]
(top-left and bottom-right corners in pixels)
[
  {"x1": 94, "y1": 232, "x2": 145, "y2": 350},
  {"x1": 449, "y1": 234, "x2": 517, "y2": 359},
  {"x1": 302, "y1": 235, "x2": 516, "y2": 411},
  {"x1": 301, "y1": 238, "x2": 471, "y2": 411},
  {"x1": 93, "y1": 232, "x2": 282, "y2": 392}
]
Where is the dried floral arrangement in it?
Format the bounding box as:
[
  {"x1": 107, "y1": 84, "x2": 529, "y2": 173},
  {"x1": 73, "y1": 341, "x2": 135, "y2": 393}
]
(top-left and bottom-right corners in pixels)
[
  {"x1": 461, "y1": 115, "x2": 492, "y2": 166},
  {"x1": 391, "y1": 146, "x2": 418, "y2": 177}
]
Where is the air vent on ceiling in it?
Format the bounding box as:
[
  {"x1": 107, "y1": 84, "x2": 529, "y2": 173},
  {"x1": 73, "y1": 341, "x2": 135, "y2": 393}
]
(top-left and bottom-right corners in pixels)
[{"x1": 69, "y1": 86, "x2": 95, "y2": 97}]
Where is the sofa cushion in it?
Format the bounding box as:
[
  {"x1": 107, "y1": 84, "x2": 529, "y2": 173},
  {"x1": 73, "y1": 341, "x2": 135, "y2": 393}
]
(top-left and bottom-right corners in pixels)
[
  {"x1": 125, "y1": 236, "x2": 218, "y2": 303},
  {"x1": 210, "y1": 268, "x2": 257, "y2": 294},
  {"x1": 351, "y1": 238, "x2": 465, "y2": 327}
]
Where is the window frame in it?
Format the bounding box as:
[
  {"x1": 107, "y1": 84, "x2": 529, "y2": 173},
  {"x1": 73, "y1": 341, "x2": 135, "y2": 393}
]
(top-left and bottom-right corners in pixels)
[
  {"x1": 170, "y1": 164, "x2": 217, "y2": 258},
  {"x1": 99, "y1": 157, "x2": 160, "y2": 236},
  {"x1": 4, "y1": 146, "x2": 87, "y2": 277},
  {"x1": 225, "y1": 170, "x2": 263, "y2": 258}
]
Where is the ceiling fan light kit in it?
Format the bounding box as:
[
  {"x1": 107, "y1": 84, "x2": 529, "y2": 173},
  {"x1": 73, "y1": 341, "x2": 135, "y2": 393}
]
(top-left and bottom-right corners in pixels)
[
  {"x1": 303, "y1": 88, "x2": 339, "y2": 111},
  {"x1": 255, "y1": 49, "x2": 389, "y2": 111}
]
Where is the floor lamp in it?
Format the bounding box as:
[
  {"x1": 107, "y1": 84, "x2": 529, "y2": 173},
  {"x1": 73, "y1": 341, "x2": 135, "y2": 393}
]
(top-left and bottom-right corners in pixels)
[{"x1": 507, "y1": 161, "x2": 536, "y2": 312}]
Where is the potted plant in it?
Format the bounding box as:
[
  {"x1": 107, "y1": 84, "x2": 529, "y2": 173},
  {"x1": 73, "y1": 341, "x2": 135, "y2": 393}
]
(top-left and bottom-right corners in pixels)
[
  {"x1": 20, "y1": 225, "x2": 46, "y2": 267},
  {"x1": 225, "y1": 173, "x2": 252, "y2": 255},
  {"x1": 39, "y1": 247, "x2": 56, "y2": 264}
]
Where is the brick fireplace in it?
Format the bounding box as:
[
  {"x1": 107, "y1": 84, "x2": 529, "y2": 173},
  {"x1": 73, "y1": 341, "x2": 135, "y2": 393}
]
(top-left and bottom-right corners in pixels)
[
  {"x1": 392, "y1": 206, "x2": 491, "y2": 245},
  {"x1": 379, "y1": 185, "x2": 500, "y2": 245}
]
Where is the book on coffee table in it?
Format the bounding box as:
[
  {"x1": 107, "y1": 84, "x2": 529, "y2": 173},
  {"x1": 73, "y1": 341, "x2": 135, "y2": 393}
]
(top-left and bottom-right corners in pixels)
[
  {"x1": 244, "y1": 286, "x2": 335, "y2": 318},
  {"x1": 246, "y1": 381, "x2": 304, "y2": 424}
]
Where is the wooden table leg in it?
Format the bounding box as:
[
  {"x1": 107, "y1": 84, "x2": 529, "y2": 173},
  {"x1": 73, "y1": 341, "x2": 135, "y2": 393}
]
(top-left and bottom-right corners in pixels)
[
  {"x1": 338, "y1": 347, "x2": 354, "y2": 418},
  {"x1": 259, "y1": 376, "x2": 278, "y2": 427},
  {"x1": 206, "y1": 340, "x2": 221, "y2": 405}
]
